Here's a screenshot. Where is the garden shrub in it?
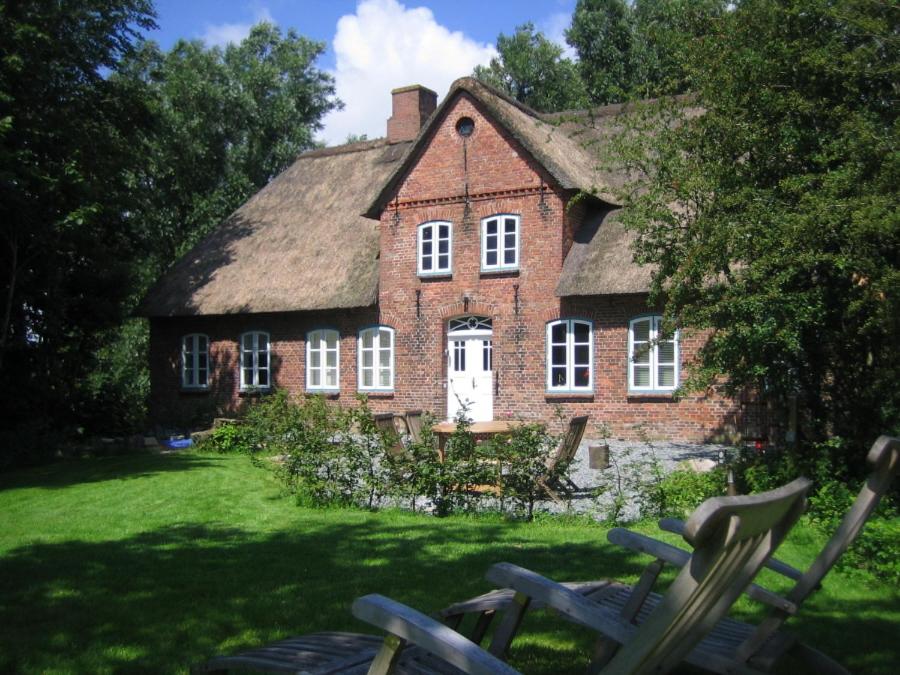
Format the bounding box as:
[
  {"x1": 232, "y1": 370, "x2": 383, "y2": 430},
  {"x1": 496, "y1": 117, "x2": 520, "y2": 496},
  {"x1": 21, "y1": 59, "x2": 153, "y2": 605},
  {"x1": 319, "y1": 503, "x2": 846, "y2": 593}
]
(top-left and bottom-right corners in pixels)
[
  {"x1": 492, "y1": 423, "x2": 560, "y2": 519},
  {"x1": 643, "y1": 466, "x2": 726, "y2": 520},
  {"x1": 733, "y1": 438, "x2": 899, "y2": 582},
  {"x1": 201, "y1": 422, "x2": 256, "y2": 455}
]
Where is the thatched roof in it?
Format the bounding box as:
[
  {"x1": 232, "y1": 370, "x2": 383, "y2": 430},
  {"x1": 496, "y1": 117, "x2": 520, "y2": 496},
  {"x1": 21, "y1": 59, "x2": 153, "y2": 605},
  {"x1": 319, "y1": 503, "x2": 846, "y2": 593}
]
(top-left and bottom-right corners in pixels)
[
  {"x1": 557, "y1": 206, "x2": 654, "y2": 296},
  {"x1": 138, "y1": 139, "x2": 409, "y2": 317},
  {"x1": 366, "y1": 77, "x2": 632, "y2": 218}
]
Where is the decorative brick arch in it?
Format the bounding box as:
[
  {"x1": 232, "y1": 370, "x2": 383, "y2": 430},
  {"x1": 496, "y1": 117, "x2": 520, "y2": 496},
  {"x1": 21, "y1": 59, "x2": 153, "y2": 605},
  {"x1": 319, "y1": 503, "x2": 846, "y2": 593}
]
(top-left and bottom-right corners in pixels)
[{"x1": 436, "y1": 299, "x2": 499, "y2": 321}]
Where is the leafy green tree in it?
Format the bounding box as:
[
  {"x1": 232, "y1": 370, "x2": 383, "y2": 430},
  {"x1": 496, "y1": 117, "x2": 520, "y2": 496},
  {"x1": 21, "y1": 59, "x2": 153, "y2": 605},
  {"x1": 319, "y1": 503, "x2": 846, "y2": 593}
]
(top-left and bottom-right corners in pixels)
[
  {"x1": 566, "y1": 0, "x2": 635, "y2": 105},
  {"x1": 123, "y1": 23, "x2": 339, "y2": 266},
  {"x1": 0, "y1": 0, "x2": 156, "y2": 448},
  {"x1": 609, "y1": 0, "x2": 899, "y2": 453},
  {"x1": 474, "y1": 23, "x2": 588, "y2": 112},
  {"x1": 566, "y1": 0, "x2": 725, "y2": 105},
  {"x1": 630, "y1": 0, "x2": 726, "y2": 98}
]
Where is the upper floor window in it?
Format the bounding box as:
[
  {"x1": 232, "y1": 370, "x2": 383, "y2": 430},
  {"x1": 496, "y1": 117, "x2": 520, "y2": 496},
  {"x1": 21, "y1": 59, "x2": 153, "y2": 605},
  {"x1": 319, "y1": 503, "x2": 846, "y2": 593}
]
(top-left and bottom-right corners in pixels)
[
  {"x1": 546, "y1": 319, "x2": 592, "y2": 392},
  {"x1": 629, "y1": 316, "x2": 679, "y2": 392},
  {"x1": 418, "y1": 221, "x2": 452, "y2": 275},
  {"x1": 306, "y1": 329, "x2": 339, "y2": 391},
  {"x1": 481, "y1": 215, "x2": 519, "y2": 271},
  {"x1": 181, "y1": 334, "x2": 209, "y2": 389},
  {"x1": 240, "y1": 331, "x2": 270, "y2": 391},
  {"x1": 358, "y1": 326, "x2": 394, "y2": 391}
]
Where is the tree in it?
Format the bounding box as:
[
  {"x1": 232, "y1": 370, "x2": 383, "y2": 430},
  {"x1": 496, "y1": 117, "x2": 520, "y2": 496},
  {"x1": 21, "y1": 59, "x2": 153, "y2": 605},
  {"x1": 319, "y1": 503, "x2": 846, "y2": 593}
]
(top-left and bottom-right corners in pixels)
[
  {"x1": 123, "y1": 23, "x2": 340, "y2": 267},
  {"x1": 566, "y1": 0, "x2": 635, "y2": 105},
  {"x1": 474, "y1": 23, "x2": 588, "y2": 112},
  {"x1": 0, "y1": 0, "x2": 156, "y2": 452},
  {"x1": 566, "y1": 0, "x2": 725, "y2": 105},
  {"x1": 630, "y1": 0, "x2": 726, "y2": 98},
  {"x1": 609, "y1": 0, "x2": 899, "y2": 452}
]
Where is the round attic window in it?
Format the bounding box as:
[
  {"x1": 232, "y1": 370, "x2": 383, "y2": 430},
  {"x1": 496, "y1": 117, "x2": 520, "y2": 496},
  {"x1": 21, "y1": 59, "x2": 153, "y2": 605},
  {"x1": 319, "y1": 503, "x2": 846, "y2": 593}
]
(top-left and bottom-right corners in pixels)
[{"x1": 455, "y1": 117, "x2": 475, "y2": 138}]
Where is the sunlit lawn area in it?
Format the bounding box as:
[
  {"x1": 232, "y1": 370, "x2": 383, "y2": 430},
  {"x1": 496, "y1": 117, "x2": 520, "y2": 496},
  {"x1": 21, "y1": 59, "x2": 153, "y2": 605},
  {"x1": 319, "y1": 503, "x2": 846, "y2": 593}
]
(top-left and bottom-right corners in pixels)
[{"x1": 0, "y1": 451, "x2": 897, "y2": 674}]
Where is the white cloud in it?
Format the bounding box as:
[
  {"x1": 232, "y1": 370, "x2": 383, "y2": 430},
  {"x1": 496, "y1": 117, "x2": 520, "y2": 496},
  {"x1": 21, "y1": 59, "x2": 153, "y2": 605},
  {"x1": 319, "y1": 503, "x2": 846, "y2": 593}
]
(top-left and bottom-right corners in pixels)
[
  {"x1": 537, "y1": 11, "x2": 576, "y2": 61},
  {"x1": 320, "y1": 0, "x2": 497, "y2": 146},
  {"x1": 201, "y1": 7, "x2": 274, "y2": 48}
]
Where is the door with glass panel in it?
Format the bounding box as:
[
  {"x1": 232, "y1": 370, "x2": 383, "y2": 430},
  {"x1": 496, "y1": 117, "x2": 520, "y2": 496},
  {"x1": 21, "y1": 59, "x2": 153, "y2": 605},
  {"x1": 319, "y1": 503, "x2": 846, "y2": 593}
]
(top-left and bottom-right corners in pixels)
[{"x1": 446, "y1": 316, "x2": 493, "y2": 422}]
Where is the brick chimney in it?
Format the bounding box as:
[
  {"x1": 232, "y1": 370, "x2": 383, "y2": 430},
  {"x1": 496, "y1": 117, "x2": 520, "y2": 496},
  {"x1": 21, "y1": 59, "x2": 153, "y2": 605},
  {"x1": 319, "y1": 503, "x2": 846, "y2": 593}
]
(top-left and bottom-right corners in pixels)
[{"x1": 387, "y1": 85, "x2": 437, "y2": 143}]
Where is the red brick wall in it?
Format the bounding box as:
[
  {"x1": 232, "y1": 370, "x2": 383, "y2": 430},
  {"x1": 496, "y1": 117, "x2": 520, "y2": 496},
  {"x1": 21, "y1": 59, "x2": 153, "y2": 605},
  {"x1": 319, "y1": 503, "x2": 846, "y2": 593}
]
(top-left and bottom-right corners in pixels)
[
  {"x1": 149, "y1": 309, "x2": 377, "y2": 428},
  {"x1": 148, "y1": 91, "x2": 743, "y2": 442}
]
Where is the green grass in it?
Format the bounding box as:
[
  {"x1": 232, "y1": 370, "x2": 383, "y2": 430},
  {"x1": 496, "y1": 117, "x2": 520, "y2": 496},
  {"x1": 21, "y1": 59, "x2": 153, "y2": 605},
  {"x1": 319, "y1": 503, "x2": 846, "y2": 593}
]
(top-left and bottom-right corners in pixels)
[{"x1": 0, "y1": 452, "x2": 897, "y2": 674}]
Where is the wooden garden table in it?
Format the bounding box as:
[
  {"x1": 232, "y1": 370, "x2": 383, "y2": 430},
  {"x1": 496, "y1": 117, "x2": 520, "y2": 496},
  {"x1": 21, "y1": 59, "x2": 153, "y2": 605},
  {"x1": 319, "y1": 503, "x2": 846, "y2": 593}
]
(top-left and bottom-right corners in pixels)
[{"x1": 431, "y1": 420, "x2": 524, "y2": 462}]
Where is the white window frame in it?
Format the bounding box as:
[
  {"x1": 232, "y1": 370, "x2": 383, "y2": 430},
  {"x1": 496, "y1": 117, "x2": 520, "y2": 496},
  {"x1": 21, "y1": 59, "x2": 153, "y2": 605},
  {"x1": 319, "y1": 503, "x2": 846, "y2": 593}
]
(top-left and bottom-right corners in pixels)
[
  {"x1": 417, "y1": 221, "x2": 452, "y2": 276},
  {"x1": 306, "y1": 329, "x2": 340, "y2": 391},
  {"x1": 628, "y1": 315, "x2": 679, "y2": 392},
  {"x1": 239, "y1": 331, "x2": 271, "y2": 391},
  {"x1": 481, "y1": 214, "x2": 520, "y2": 271},
  {"x1": 181, "y1": 333, "x2": 209, "y2": 389},
  {"x1": 546, "y1": 319, "x2": 593, "y2": 393},
  {"x1": 358, "y1": 326, "x2": 395, "y2": 392}
]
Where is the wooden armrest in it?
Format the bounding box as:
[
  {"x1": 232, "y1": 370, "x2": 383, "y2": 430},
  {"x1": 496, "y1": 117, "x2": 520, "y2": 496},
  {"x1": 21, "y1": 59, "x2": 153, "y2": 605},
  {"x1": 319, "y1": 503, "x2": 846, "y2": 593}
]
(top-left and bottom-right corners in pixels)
[
  {"x1": 660, "y1": 517, "x2": 805, "y2": 583},
  {"x1": 485, "y1": 563, "x2": 635, "y2": 646},
  {"x1": 351, "y1": 594, "x2": 519, "y2": 675},
  {"x1": 609, "y1": 528, "x2": 798, "y2": 615}
]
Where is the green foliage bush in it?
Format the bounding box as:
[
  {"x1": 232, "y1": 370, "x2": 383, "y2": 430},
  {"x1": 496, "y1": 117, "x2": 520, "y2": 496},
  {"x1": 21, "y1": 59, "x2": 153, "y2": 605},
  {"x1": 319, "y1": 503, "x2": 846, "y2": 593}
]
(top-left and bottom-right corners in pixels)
[
  {"x1": 734, "y1": 439, "x2": 899, "y2": 582},
  {"x1": 207, "y1": 392, "x2": 571, "y2": 519},
  {"x1": 644, "y1": 467, "x2": 726, "y2": 521}
]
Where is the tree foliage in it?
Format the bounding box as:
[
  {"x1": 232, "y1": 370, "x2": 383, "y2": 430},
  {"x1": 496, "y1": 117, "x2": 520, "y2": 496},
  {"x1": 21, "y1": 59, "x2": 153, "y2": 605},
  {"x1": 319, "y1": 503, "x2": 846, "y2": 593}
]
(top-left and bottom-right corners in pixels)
[
  {"x1": 0, "y1": 0, "x2": 156, "y2": 444},
  {"x1": 473, "y1": 23, "x2": 588, "y2": 112},
  {"x1": 610, "y1": 0, "x2": 900, "y2": 451},
  {"x1": 566, "y1": 0, "x2": 725, "y2": 105},
  {"x1": 123, "y1": 23, "x2": 339, "y2": 268}
]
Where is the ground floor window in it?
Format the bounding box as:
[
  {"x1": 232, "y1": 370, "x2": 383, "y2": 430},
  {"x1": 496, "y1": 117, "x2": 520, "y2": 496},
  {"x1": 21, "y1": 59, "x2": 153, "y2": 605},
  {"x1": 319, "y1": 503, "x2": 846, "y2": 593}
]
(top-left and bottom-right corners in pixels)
[
  {"x1": 546, "y1": 319, "x2": 592, "y2": 392},
  {"x1": 629, "y1": 315, "x2": 678, "y2": 391},
  {"x1": 358, "y1": 326, "x2": 394, "y2": 391},
  {"x1": 181, "y1": 333, "x2": 208, "y2": 388},
  {"x1": 240, "y1": 331, "x2": 270, "y2": 390},
  {"x1": 306, "y1": 329, "x2": 339, "y2": 391}
]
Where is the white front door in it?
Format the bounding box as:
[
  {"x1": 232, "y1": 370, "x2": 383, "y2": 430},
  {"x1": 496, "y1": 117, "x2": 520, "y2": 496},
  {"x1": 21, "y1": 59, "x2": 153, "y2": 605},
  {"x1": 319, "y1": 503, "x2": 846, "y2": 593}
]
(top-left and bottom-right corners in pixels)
[{"x1": 447, "y1": 317, "x2": 493, "y2": 422}]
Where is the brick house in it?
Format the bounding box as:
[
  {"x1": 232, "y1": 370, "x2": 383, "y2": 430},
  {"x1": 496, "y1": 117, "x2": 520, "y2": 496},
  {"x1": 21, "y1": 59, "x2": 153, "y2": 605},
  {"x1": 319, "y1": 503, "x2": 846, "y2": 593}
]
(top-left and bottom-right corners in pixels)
[{"x1": 139, "y1": 77, "x2": 752, "y2": 442}]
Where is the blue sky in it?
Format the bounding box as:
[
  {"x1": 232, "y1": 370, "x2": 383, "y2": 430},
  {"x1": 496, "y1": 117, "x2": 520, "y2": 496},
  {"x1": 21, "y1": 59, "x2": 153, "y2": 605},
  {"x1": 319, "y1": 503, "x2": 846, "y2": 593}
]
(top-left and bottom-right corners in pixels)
[{"x1": 146, "y1": 0, "x2": 577, "y2": 145}]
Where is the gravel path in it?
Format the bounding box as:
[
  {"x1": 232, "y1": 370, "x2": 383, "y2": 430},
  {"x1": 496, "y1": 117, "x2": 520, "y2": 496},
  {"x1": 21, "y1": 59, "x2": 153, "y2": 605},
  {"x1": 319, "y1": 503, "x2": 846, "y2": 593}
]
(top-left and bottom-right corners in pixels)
[{"x1": 535, "y1": 437, "x2": 731, "y2": 522}]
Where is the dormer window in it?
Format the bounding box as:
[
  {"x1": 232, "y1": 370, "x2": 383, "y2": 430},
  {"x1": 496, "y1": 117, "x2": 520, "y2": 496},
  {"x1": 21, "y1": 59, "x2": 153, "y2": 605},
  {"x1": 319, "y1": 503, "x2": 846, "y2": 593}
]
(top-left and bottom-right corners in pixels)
[
  {"x1": 481, "y1": 215, "x2": 519, "y2": 272},
  {"x1": 418, "y1": 221, "x2": 452, "y2": 276}
]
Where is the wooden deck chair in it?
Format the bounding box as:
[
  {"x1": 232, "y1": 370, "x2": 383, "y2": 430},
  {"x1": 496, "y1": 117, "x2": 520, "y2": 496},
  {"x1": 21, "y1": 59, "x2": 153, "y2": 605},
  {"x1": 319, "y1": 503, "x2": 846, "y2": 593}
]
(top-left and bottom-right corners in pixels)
[
  {"x1": 193, "y1": 478, "x2": 810, "y2": 675},
  {"x1": 441, "y1": 436, "x2": 898, "y2": 674},
  {"x1": 536, "y1": 415, "x2": 588, "y2": 504},
  {"x1": 374, "y1": 413, "x2": 406, "y2": 458},
  {"x1": 405, "y1": 410, "x2": 424, "y2": 445}
]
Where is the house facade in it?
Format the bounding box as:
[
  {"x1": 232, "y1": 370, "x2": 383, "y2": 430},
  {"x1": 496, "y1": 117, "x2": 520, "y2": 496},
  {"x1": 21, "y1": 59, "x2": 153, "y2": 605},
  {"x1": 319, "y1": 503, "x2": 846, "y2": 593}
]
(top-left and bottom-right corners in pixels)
[{"x1": 140, "y1": 78, "x2": 752, "y2": 442}]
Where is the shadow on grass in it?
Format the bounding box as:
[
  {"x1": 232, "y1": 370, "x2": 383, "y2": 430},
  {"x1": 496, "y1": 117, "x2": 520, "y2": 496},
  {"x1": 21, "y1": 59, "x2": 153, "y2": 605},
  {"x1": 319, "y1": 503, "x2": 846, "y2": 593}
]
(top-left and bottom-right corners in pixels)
[
  {"x1": 0, "y1": 519, "x2": 629, "y2": 673},
  {"x1": 0, "y1": 452, "x2": 226, "y2": 491},
  {"x1": 1, "y1": 516, "x2": 897, "y2": 674}
]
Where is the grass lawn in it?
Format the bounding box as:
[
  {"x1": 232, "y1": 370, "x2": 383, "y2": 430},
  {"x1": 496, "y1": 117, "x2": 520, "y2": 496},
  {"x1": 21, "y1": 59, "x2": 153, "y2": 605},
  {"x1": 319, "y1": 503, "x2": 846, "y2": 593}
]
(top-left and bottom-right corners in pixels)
[{"x1": 0, "y1": 451, "x2": 897, "y2": 674}]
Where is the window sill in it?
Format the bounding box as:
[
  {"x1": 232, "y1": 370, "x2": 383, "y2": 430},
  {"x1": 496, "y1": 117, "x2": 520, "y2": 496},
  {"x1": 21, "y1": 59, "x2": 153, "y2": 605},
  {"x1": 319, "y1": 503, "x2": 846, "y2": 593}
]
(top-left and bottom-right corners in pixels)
[
  {"x1": 418, "y1": 272, "x2": 452, "y2": 280},
  {"x1": 306, "y1": 390, "x2": 340, "y2": 399},
  {"x1": 480, "y1": 268, "x2": 519, "y2": 278},
  {"x1": 239, "y1": 387, "x2": 271, "y2": 396},
  {"x1": 627, "y1": 391, "x2": 676, "y2": 402},
  {"x1": 359, "y1": 390, "x2": 394, "y2": 399},
  {"x1": 180, "y1": 387, "x2": 210, "y2": 394},
  {"x1": 545, "y1": 392, "x2": 594, "y2": 402}
]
